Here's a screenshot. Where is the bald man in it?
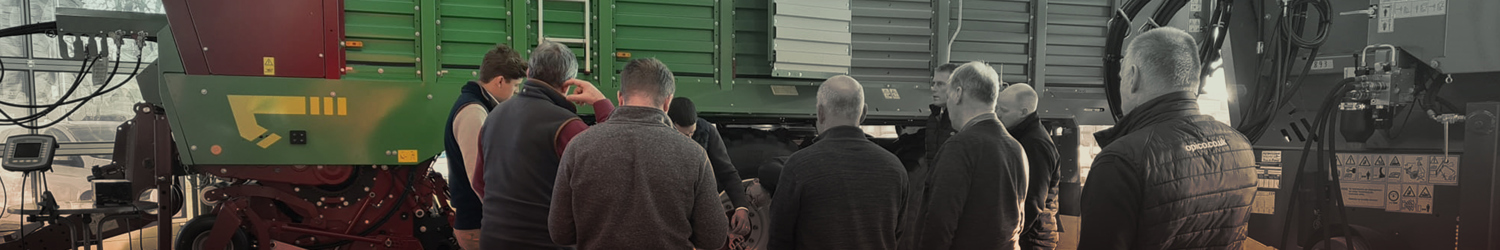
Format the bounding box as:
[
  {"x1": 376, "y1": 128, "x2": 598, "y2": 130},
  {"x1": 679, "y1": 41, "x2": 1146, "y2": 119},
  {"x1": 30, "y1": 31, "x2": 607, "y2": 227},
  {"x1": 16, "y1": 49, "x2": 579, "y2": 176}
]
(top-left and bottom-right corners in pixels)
[
  {"x1": 914, "y1": 62, "x2": 1029, "y2": 250},
  {"x1": 1079, "y1": 27, "x2": 1256, "y2": 249},
  {"x1": 770, "y1": 75, "x2": 909, "y2": 250},
  {"x1": 997, "y1": 84, "x2": 1061, "y2": 250}
]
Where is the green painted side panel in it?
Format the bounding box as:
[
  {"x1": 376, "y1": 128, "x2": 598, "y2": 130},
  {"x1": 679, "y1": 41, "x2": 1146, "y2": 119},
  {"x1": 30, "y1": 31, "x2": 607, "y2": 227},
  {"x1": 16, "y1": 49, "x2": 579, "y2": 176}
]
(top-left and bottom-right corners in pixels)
[
  {"x1": 160, "y1": 74, "x2": 450, "y2": 165},
  {"x1": 438, "y1": 0, "x2": 512, "y2": 68},
  {"x1": 733, "y1": 0, "x2": 772, "y2": 76},
  {"x1": 670, "y1": 78, "x2": 928, "y2": 121},
  {"x1": 345, "y1": 0, "x2": 420, "y2": 82}
]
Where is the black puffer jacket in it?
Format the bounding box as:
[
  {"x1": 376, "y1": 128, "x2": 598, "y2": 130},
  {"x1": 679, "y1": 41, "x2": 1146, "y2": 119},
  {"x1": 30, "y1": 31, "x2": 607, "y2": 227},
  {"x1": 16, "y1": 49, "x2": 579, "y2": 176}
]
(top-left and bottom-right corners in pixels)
[{"x1": 1078, "y1": 91, "x2": 1257, "y2": 250}]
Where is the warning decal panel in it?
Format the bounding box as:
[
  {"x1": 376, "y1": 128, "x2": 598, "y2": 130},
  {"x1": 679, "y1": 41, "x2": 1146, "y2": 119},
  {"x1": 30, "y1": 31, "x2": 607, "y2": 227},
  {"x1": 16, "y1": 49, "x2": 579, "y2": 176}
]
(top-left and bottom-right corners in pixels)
[{"x1": 1336, "y1": 153, "x2": 1452, "y2": 214}]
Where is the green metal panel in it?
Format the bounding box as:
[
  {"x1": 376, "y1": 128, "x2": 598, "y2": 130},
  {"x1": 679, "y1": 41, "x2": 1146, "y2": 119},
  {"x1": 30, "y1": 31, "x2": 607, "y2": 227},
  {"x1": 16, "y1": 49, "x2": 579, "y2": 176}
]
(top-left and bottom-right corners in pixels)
[
  {"x1": 614, "y1": 0, "x2": 717, "y2": 76},
  {"x1": 420, "y1": 0, "x2": 442, "y2": 86},
  {"x1": 715, "y1": 0, "x2": 735, "y2": 89},
  {"x1": 345, "y1": 0, "x2": 421, "y2": 81},
  {"x1": 437, "y1": 0, "x2": 512, "y2": 69},
  {"x1": 158, "y1": 73, "x2": 449, "y2": 165},
  {"x1": 596, "y1": 0, "x2": 616, "y2": 90},
  {"x1": 733, "y1": 0, "x2": 772, "y2": 76}
]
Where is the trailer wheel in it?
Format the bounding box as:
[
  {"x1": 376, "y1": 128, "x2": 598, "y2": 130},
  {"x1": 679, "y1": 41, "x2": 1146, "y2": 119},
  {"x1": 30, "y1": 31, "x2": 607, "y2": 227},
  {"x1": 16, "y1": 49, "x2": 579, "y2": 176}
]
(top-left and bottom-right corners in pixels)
[{"x1": 176, "y1": 214, "x2": 250, "y2": 250}]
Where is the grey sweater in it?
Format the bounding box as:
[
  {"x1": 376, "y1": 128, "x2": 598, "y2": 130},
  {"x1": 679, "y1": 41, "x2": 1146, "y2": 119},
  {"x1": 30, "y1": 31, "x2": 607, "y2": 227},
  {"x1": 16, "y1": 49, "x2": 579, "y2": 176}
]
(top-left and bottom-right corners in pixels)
[{"x1": 549, "y1": 106, "x2": 729, "y2": 250}]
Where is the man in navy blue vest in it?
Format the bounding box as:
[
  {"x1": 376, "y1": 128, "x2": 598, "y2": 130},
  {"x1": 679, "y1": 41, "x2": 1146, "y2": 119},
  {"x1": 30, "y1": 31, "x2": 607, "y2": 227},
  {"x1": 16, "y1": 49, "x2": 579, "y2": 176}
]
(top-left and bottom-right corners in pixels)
[
  {"x1": 443, "y1": 44, "x2": 527, "y2": 250},
  {"x1": 478, "y1": 40, "x2": 616, "y2": 250}
]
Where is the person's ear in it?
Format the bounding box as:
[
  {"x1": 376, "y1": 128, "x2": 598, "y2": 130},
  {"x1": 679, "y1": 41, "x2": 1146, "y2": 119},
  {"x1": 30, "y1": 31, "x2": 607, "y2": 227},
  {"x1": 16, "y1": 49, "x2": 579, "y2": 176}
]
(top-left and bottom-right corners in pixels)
[
  {"x1": 950, "y1": 86, "x2": 964, "y2": 105},
  {"x1": 858, "y1": 104, "x2": 868, "y2": 124},
  {"x1": 1125, "y1": 66, "x2": 1141, "y2": 94},
  {"x1": 485, "y1": 76, "x2": 501, "y2": 86},
  {"x1": 815, "y1": 105, "x2": 826, "y2": 126},
  {"x1": 662, "y1": 94, "x2": 673, "y2": 111}
]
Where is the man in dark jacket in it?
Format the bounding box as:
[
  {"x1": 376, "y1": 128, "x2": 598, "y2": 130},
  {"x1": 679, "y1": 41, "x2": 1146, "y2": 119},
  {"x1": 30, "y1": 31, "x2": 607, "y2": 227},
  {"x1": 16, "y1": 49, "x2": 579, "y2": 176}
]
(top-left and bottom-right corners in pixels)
[
  {"x1": 443, "y1": 44, "x2": 526, "y2": 250},
  {"x1": 898, "y1": 63, "x2": 960, "y2": 250},
  {"x1": 998, "y1": 84, "x2": 1061, "y2": 250},
  {"x1": 478, "y1": 40, "x2": 616, "y2": 250},
  {"x1": 769, "y1": 75, "x2": 908, "y2": 250},
  {"x1": 915, "y1": 62, "x2": 1030, "y2": 249},
  {"x1": 667, "y1": 97, "x2": 754, "y2": 236},
  {"x1": 549, "y1": 58, "x2": 727, "y2": 249},
  {"x1": 1078, "y1": 27, "x2": 1257, "y2": 249}
]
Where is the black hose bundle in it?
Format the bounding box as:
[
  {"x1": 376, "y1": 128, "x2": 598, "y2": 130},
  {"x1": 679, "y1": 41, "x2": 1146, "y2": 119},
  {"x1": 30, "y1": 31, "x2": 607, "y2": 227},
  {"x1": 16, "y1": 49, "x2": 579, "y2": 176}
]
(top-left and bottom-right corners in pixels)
[
  {"x1": 0, "y1": 31, "x2": 146, "y2": 129},
  {"x1": 1277, "y1": 77, "x2": 1360, "y2": 250}
]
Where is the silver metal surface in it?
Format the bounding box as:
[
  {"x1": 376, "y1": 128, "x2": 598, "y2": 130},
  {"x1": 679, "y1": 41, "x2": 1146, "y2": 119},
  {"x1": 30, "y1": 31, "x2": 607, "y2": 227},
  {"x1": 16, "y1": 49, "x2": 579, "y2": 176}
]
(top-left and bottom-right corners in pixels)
[
  {"x1": 849, "y1": 0, "x2": 935, "y2": 85},
  {"x1": 770, "y1": 0, "x2": 852, "y2": 79}
]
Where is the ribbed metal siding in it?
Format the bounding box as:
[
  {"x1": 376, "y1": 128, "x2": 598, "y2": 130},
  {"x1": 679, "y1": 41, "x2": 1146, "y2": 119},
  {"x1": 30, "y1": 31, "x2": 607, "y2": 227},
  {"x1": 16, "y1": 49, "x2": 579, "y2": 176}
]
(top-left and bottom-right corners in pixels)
[
  {"x1": 850, "y1": 0, "x2": 933, "y2": 85},
  {"x1": 1043, "y1": 0, "x2": 1108, "y2": 87},
  {"x1": 343, "y1": 0, "x2": 421, "y2": 81},
  {"x1": 733, "y1": 0, "x2": 772, "y2": 76},
  {"x1": 435, "y1": 0, "x2": 511, "y2": 85},
  {"x1": 770, "y1": 0, "x2": 851, "y2": 79},
  {"x1": 948, "y1": 0, "x2": 1031, "y2": 83},
  {"x1": 436, "y1": 0, "x2": 510, "y2": 69},
  {"x1": 613, "y1": 0, "x2": 718, "y2": 76}
]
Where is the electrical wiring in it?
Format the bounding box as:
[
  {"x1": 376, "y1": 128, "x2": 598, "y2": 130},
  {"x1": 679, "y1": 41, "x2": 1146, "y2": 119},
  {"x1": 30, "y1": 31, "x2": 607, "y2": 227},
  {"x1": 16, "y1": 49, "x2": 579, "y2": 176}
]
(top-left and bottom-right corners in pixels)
[
  {"x1": 1278, "y1": 77, "x2": 1359, "y2": 249},
  {"x1": 0, "y1": 33, "x2": 146, "y2": 129},
  {"x1": 0, "y1": 50, "x2": 99, "y2": 122},
  {"x1": 1280, "y1": 0, "x2": 1332, "y2": 49},
  {"x1": 1234, "y1": 0, "x2": 1333, "y2": 143}
]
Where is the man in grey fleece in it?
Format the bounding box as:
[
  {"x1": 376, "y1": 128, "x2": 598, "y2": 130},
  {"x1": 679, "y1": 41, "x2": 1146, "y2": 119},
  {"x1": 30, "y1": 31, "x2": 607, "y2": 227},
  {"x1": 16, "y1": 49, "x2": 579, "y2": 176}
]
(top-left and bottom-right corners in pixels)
[{"x1": 548, "y1": 58, "x2": 728, "y2": 249}]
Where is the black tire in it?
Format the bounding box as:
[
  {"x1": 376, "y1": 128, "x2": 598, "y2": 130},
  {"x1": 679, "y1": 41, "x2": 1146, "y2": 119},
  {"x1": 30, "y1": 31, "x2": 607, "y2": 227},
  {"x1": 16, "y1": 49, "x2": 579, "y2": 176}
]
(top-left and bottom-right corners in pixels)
[
  {"x1": 176, "y1": 214, "x2": 250, "y2": 250},
  {"x1": 720, "y1": 128, "x2": 799, "y2": 179}
]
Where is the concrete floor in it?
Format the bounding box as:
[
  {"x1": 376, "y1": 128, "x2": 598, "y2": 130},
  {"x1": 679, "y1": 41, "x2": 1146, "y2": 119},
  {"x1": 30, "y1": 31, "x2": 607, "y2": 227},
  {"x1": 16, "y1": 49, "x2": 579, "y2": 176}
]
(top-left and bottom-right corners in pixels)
[
  {"x1": 1055, "y1": 215, "x2": 1277, "y2": 250},
  {"x1": 4, "y1": 214, "x2": 1273, "y2": 250}
]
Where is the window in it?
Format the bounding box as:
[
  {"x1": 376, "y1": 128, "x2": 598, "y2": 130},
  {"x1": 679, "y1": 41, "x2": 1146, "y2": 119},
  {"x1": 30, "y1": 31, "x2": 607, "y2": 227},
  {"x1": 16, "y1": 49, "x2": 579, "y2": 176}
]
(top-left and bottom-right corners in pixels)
[{"x1": 0, "y1": 0, "x2": 165, "y2": 224}]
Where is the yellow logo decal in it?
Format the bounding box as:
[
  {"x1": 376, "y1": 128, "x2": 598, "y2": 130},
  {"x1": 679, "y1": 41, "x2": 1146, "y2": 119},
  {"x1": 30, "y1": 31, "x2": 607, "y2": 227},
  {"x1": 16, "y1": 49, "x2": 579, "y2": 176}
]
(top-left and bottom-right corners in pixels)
[
  {"x1": 397, "y1": 150, "x2": 419, "y2": 163},
  {"x1": 263, "y1": 57, "x2": 275, "y2": 75},
  {"x1": 227, "y1": 95, "x2": 347, "y2": 148}
]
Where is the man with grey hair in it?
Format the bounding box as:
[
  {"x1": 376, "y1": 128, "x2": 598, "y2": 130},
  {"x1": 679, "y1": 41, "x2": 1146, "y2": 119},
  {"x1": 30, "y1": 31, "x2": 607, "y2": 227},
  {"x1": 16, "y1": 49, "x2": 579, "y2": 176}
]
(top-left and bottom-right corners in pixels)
[
  {"x1": 914, "y1": 62, "x2": 1030, "y2": 249},
  {"x1": 478, "y1": 40, "x2": 616, "y2": 249},
  {"x1": 1079, "y1": 27, "x2": 1256, "y2": 249},
  {"x1": 770, "y1": 75, "x2": 908, "y2": 250},
  {"x1": 549, "y1": 58, "x2": 728, "y2": 249},
  {"x1": 997, "y1": 84, "x2": 1061, "y2": 250}
]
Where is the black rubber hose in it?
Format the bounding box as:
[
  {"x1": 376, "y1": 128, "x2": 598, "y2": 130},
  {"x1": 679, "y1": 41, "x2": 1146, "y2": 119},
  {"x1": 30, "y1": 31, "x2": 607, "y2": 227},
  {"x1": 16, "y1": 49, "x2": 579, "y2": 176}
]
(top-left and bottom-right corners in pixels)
[
  {"x1": 1280, "y1": 0, "x2": 1331, "y2": 48},
  {"x1": 1103, "y1": 0, "x2": 1154, "y2": 121},
  {"x1": 0, "y1": 22, "x2": 56, "y2": 38},
  {"x1": 1278, "y1": 78, "x2": 1355, "y2": 249}
]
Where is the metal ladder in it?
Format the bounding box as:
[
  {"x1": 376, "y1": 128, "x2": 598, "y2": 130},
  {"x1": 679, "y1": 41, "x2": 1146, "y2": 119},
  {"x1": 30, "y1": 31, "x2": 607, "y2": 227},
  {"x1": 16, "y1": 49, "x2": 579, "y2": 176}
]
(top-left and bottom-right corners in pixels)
[{"x1": 537, "y1": 0, "x2": 590, "y2": 73}]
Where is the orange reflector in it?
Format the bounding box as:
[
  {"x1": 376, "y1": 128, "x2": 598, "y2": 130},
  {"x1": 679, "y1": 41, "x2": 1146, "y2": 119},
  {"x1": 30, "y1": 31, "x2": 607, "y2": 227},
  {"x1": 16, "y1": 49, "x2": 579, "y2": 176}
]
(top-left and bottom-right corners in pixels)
[{"x1": 345, "y1": 41, "x2": 364, "y2": 49}]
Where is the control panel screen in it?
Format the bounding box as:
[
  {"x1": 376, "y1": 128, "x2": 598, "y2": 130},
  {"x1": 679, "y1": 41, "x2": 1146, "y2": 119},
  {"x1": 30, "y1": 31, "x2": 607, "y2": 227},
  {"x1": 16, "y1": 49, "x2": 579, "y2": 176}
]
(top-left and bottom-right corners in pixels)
[{"x1": 12, "y1": 143, "x2": 41, "y2": 158}]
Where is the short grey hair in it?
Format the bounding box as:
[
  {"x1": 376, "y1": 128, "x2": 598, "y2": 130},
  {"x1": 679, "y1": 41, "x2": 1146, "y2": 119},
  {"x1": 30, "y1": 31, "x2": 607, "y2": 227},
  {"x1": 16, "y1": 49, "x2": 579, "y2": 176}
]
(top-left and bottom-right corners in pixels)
[
  {"x1": 1125, "y1": 27, "x2": 1200, "y2": 91},
  {"x1": 527, "y1": 40, "x2": 579, "y2": 88},
  {"x1": 818, "y1": 75, "x2": 864, "y2": 121},
  {"x1": 950, "y1": 61, "x2": 1002, "y2": 105},
  {"x1": 620, "y1": 58, "x2": 676, "y2": 106}
]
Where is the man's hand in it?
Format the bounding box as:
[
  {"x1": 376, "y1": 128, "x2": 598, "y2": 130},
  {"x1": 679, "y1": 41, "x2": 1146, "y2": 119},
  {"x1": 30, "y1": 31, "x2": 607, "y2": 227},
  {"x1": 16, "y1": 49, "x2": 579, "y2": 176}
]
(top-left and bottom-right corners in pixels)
[
  {"x1": 729, "y1": 207, "x2": 751, "y2": 236},
  {"x1": 563, "y1": 78, "x2": 607, "y2": 105}
]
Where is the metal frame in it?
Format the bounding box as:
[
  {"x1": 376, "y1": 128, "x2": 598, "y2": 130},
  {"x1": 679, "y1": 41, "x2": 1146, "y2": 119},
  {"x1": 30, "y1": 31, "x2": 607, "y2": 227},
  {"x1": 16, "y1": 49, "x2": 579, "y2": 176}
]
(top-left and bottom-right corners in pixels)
[{"x1": 538, "y1": 0, "x2": 591, "y2": 74}]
